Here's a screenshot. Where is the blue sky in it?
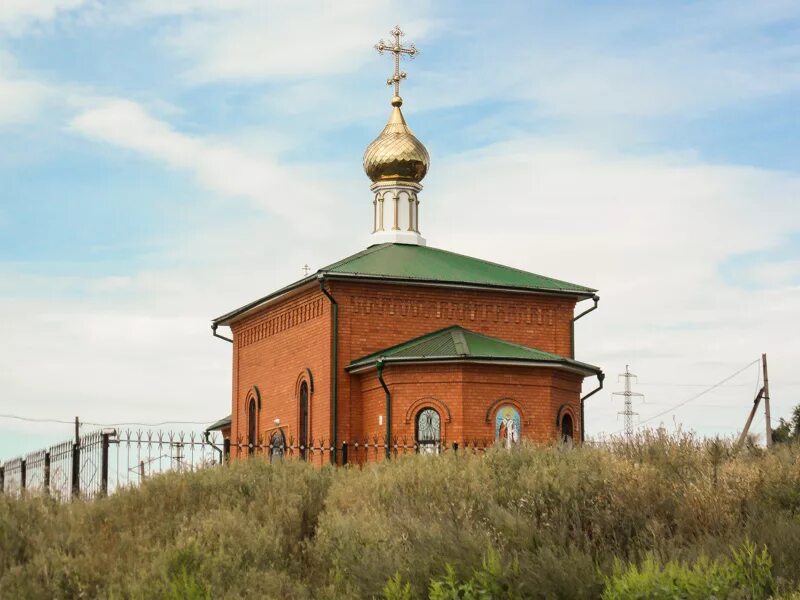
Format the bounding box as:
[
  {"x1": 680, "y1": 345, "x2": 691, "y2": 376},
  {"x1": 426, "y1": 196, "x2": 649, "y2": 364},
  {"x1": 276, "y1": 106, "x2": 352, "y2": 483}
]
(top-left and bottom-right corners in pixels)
[{"x1": 1, "y1": 0, "x2": 799, "y2": 458}]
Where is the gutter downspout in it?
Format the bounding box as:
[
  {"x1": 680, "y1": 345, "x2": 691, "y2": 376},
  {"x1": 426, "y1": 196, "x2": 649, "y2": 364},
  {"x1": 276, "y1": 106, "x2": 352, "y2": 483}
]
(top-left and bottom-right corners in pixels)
[
  {"x1": 580, "y1": 372, "x2": 605, "y2": 443},
  {"x1": 571, "y1": 295, "x2": 599, "y2": 358},
  {"x1": 377, "y1": 359, "x2": 391, "y2": 460},
  {"x1": 211, "y1": 323, "x2": 233, "y2": 343},
  {"x1": 204, "y1": 431, "x2": 224, "y2": 464},
  {"x1": 318, "y1": 277, "x2": 339, "y2": 465}
]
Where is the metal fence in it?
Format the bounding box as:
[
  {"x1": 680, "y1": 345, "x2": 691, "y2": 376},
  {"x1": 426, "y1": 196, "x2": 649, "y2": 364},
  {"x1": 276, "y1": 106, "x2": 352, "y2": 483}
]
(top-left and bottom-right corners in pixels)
[
  {"x1": 227, "y1": 433, "x2": 493, "y2": 465},
  {"x1": 1, "y1": 429, "x2": 223, "y2": 500},
  {"x1": 1, "y1": 429, "x2": 493, "y2": 501}
]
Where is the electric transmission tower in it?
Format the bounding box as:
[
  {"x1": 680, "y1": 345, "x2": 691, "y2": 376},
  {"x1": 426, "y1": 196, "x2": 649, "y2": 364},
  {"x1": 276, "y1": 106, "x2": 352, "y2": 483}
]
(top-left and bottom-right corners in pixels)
[{"x1": 613, "y1": 365, "x2": 645, "y2": 436}]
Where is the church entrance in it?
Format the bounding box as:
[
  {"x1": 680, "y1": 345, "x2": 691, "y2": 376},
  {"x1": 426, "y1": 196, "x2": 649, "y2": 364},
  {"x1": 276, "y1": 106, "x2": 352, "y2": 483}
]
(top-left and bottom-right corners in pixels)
[
  {"x1": 270, "y1": 430, "x2": 285, "y2": 462},
  {"x1": 561, "y1": 413, "x2": 574, "y2": 442}
]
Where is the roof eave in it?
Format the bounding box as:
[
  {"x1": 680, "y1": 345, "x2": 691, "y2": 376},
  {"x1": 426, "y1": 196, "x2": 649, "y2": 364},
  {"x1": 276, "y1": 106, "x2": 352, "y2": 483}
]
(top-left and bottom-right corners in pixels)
[
  {"x1": 205, "y1": 415, "x2": 232, "y2": 432},
  {"x1": 211, "y1": 268, "x2": 596, "y2": 328},
  {"x1": 347, "y1": 356, "x2": 601, "y2": 378},
  {"x1": 212, "y1": 277, "x2": 319, "y2": 327},
  {"x1": 321, "y1": 272, "x2": 597, "y2": 298}
]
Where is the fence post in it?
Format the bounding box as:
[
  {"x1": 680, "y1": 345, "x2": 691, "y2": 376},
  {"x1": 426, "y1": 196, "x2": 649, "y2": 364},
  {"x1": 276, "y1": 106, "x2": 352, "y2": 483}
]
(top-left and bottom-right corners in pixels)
[
  {"x1": 341, "y1": 441, "x2": 348, "y2": 466},
  {"x1": 0, "y1": 465, "x2": 4, "y2": 494},
  {"x1": 44, "y1": 451, "x2": 51, "y2": 496},
  {"x1": 20, "y1": 459, "x2": 27, "y2": 493},
  {"x1": 71, "y1": 442, "x2": 80, "y2": 500},
  {"x1": 452, "y1": 442, "x2": 458, "y2": 453},
  {"x1": 101, "y1": 433, "x2": 110, "y2": 496}
]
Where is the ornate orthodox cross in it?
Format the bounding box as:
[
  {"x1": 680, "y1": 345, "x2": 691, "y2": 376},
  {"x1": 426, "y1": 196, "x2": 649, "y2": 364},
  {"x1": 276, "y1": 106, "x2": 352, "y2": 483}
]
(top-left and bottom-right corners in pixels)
[
  {"x1": 302, "y1": 264, "x2": 311, "y2": 276},
  {"x1": 374, "y1": 26, "x2": 418, "y2": 99}
]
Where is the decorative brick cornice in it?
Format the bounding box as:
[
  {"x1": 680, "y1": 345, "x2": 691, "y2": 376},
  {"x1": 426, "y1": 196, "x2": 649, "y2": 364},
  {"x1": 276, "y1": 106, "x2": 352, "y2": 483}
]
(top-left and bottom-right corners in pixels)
[
  {"x1": 350, "y1": 294, "x2": 558, "y2": 326},
  {"x1": 237, "y1": 298, "x2": 324, "y2": 348}
]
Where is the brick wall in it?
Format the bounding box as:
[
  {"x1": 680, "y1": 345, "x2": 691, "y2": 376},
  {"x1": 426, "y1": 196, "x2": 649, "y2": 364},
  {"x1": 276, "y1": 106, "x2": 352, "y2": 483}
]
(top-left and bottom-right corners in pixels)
[
  {"x1": 224, "y1": 277, "x2": 587, "y2": 464},
  {"x1": 329, "y1": 279, "x2": 579, "y2": 446},
  {"x1": 229, "y1": 285, "x2": 331, "y2": 464},
  {"x1": 353, "y1": 362, "x2": 584, "y2": 461}
]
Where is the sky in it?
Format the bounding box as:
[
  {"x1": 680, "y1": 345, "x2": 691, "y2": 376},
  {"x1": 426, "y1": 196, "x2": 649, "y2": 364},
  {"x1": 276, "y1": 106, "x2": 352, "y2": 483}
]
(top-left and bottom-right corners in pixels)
[{"x1": 1, "y1": 0, "x2": 799, "y2": 459}]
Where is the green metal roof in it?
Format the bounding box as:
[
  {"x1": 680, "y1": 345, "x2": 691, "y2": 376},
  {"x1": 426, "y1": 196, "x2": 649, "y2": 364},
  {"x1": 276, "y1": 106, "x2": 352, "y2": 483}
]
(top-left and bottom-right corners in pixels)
[
  {"x1": 213, "y1": 243, "x2": 596, "y2": 325},
  {"x1": 347, "y1": 325, "x2": 601, "y2": 375},
  {"x1": 323, "y1": 243, "x2": 596, "y2": 294}
]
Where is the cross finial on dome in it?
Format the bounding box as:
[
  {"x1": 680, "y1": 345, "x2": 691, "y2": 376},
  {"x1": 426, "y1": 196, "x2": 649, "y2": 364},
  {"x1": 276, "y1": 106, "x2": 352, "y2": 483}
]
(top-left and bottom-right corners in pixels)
[{"x1": 374, "y1": 25, "x2": 419, "y2": 106}]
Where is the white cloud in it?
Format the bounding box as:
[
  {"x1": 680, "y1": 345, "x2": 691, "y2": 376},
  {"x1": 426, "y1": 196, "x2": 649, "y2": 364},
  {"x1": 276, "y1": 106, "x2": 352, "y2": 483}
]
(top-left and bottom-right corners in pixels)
[
  {"x1": 152, "y1": 0, "x2": 433, "y2": 84},
  {"x1": 68, "y1": 99, "x2": 333, "y2": 228},
  {"x1": 0, "y1": 0, "x2": 88, "y2": 33},
  {"x1": 734, "y1": 260, "x2": 800, "y2": 288},
  {"x1": 424, "y1": 140, "x2": 800, "y2": 438},
  {"x1": 0, "y1": 52, "x2": 50, "y2": 124}
]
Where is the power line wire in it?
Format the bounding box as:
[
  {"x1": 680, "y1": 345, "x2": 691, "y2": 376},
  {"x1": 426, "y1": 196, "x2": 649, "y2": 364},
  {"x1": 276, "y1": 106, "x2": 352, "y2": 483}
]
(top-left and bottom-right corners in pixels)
[
  {"x1": 0, "y1": 414, "x2": 214, "y2": 427},
  {"x1": 635, "y1": 358, "x2": 760, "y2": 427}
]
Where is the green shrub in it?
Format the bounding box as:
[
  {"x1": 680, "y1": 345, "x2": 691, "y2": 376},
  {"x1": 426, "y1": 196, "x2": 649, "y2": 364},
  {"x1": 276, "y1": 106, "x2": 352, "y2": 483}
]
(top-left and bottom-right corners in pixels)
[
  {"x1": 602, "y1": 540, "x2": 774, "y2": 599},
  {"x1": 1, "y1": 434, "x2": 799, "y2": 598}
]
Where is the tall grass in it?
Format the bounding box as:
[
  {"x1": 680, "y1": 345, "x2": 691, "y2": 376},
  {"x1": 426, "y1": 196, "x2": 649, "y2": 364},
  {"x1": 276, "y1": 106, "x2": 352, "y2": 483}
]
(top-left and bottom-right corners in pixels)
[{"x1": 1, "y1": 432, "x2": 799, "y2": 599}]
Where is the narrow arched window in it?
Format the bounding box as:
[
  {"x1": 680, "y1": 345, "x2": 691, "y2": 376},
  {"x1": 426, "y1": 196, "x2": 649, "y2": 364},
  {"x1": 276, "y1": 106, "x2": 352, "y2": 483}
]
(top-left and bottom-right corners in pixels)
[
  {"x1": 299, "y1": 381, "x2": 309, "y2": 461},
  {"x1": 416, "y1": 408, "x2": 441, "y2": 455},
  {"x1": 247, "y1": 398, "x2": 257, "y2": 457},
  {"x1": 561, "y1": 413, "x2": 574, "y2": 443}
]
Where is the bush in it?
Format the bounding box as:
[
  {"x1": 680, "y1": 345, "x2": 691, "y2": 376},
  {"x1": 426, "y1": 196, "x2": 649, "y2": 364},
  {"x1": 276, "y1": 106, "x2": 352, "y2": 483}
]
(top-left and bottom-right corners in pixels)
[
  {"x1": 1, "y1": 433, "x2": 799, "y2": 598},
  {"x1": 602, "y1": 540, "x2": 775, "y2": 599}
]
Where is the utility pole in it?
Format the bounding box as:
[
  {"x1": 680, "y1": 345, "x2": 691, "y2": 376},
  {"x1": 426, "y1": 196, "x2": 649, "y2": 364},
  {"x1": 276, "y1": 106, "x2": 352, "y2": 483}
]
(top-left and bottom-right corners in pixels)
[
  {"x1": 613, "y1": 365, "x2": 644, "y2": 437},
  {"x1": 737, "y1": 354, "x2": 771, "y2": 448}
]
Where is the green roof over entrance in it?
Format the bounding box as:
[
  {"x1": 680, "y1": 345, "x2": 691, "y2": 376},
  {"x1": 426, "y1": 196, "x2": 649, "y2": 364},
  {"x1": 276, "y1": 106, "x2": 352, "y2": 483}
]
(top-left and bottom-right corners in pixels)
[
  {"x1": 323, "y1": 243, "x2": 596, "y2": 295},
  {"x1": 347, "y1": 325, "x2": 601, "y2": 375},
  {"x1": 213, "y1": 243, "x2": 596, "y2": 325}
]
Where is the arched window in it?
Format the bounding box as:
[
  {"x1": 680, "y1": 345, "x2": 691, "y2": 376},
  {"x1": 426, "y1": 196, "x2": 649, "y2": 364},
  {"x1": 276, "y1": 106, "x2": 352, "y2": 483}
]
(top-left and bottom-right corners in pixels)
[
  {"x1": 561, "y1": 413, "x2": 574, "y2": 443},
  {"x1": 270, "y1": 429, "x2": 285, "y2": 463},
  {"x1": 416, "y1": 408, "x2": 441, "y2": 455},
  {"x1": 495, "y1": 405, "x2": 521, "y2": 449},
  {"x1": 247, "y1": 398, "x2": 257, "y2": 456},
  {"x1": 299, "y1": 381, "x2": 309, "y2": 461}
]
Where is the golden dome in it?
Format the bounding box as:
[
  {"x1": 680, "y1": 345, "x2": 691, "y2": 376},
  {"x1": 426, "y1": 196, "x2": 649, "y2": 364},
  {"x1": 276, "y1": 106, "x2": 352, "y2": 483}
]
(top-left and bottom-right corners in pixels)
[{"x1": 363, "y1": 96, "x2": 429, "y2": 183}]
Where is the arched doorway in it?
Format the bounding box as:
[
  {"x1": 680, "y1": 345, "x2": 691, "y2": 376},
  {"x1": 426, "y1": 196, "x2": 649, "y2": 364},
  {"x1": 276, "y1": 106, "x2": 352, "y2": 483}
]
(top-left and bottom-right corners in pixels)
[
  {"x1": 416, "y1": 408, "x2": 441, "y2": 454},
  {"x1": 561, "y1": 413, "x2": 574, "y2": 443},
  {"x1": 299, "y1": 381, "x2": 309, "y2": 461},
  {"x1": 270, "y1": 429, "x2": 285, "y2": 463},
  {"x1": 247, "y1": 398, "x2": 257, "y2": 456}
]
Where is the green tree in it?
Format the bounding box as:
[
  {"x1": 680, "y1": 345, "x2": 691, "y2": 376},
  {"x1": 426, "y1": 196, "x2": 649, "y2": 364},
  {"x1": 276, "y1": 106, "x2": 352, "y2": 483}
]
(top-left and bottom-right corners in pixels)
[{"x1": 772, "y1": 404, "x2": 800, "y2": 444}]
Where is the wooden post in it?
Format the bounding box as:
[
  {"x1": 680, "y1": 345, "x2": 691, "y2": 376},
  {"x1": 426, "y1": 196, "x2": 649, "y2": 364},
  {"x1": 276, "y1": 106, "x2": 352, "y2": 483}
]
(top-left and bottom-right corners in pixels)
[
  {"x1": 737, "y1": 389, "x2": 763, "y2": 448},
  {"x1": 763, "y1": 353, "x2": 772, "y2": 448}
]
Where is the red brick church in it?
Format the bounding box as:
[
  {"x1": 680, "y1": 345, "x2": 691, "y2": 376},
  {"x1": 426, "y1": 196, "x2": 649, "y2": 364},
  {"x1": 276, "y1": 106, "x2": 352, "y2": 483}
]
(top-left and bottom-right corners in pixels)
[{"x1": 207, "y1": 28, "x2": 604, "y2": 462}]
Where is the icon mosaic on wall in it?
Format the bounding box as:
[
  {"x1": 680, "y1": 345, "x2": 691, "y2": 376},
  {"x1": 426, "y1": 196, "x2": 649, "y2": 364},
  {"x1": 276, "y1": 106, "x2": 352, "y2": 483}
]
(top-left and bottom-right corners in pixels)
[{"x1": 495, "y1": 405, "x2": 521, "y2": 448}]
